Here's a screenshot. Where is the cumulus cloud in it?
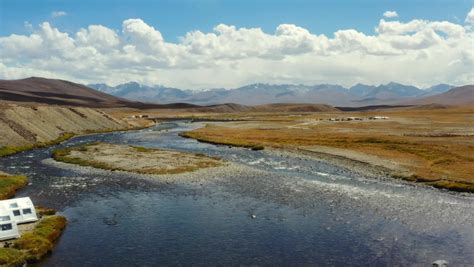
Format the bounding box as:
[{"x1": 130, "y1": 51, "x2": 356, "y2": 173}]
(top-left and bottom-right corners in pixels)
[
  {"x1": 1, "y1": 10, "x2": 473, "y2": 89},
  {"x1": 76, "y1": 25, "x2": 120, "y2": 52},
  {"x1": 383, "y1": 11, "x2": 399, "y2": 18},
  {"x1": 51, "y1": 11, "x2": 67, "y2": 18},
  {"x1": 466, "y1": 8, "x2": 474, "y2": 24}
]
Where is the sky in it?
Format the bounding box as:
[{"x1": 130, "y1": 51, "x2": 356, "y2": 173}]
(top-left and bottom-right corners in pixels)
[{"x1": 0, "y1": 0, "x2": 473, "y2": 89}]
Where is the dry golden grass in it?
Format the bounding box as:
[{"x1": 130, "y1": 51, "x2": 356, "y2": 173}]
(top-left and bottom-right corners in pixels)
[{"x1": 182, "y1": 106, "x2": 474, "y2": 192}]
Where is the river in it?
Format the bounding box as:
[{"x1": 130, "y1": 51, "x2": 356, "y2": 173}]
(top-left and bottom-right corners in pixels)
[{"x1": 0, "y1": 121, "x2": 473, "y2": 266}]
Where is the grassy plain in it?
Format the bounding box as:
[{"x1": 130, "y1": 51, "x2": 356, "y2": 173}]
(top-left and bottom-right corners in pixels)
[{"x1": 180, "y1": 106, "x2": 474, "y2": 192}]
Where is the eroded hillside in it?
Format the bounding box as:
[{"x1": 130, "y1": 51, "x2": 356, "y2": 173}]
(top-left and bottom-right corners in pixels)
[{"x1": 0, "y1": 103, "x2": 132, "y2": 147}]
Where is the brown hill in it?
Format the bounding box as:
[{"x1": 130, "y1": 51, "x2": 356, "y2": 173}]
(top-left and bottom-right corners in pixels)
[
  {"x1": 0, "y1": 77, "x2": 198, "y2": 109},
  {"x1": 190, "y1": 103, "x2": 339, "y2": 113},
  {"x1": 402, "y1": 85, "x2": 474, "y2": 106},
  {"x1": 251, "y1": 103, "x2": 339, "y2": 112},
  {"x1": 194, "y1": 103, "x2": 253, "y2": 113}
]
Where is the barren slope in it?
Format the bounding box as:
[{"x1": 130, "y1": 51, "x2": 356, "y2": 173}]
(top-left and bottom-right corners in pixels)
[
  {"x1": 0, "y1": 103, "x2": 131, "y2": 147},
  {"x1": 0, "y1": 77, "x2": 199, "y2": 109},
  {"x1": 251, "y1": 103, "x2": 339, "y2": 112},
  {"x1": 402, "y1": 85, "x2": 474, "y2": 106}
]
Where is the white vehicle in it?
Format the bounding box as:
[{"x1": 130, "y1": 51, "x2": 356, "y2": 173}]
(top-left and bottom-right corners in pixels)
[
  {"x1": 0, "y1": 209, "x2": 20, "y2": 240},
  {"x1": 0, "y1": 197, "x2": 38, "y2": 224}
]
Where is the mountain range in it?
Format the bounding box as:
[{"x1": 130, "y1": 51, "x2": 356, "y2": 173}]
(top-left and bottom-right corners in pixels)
[
  {"x1": 0, "y1": 77, "x2": 196, "y2": 109},
  {"x1": 0, "y1": 77, "x2": 340, "y2": 113},
  {"x1": 88, "y1": 82, "x2": 455, "y2": 106},
  {"x1": 1, "y1": 77, "x2": 472, "y2": 110}
]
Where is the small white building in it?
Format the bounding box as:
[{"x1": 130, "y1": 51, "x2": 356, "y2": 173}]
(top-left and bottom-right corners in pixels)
[
  {"x1": 0, "y1": 209, "x2": 20, "y2": 240},
  {"x1": 0, "y1": 197, "x2": 38, "y2": 224}
]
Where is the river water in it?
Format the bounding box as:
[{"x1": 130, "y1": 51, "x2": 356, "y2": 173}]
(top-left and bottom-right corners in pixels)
[{"x1": 0, "y1": 122, "x2": 473, "y2": 266}]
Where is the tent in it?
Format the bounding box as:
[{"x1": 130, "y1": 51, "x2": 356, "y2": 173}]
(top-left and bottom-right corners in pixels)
[
  {"x1": 0, "y1": 208, "x2": 20, "y2": 241},
  {"x1": 0, "y1": 197, "x2": 38, "y2": 224}
]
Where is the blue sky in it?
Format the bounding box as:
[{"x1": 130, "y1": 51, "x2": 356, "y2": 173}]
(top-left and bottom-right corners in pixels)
[{"x1": 1, "y1": 0, "x2": 472, "y2": 41}]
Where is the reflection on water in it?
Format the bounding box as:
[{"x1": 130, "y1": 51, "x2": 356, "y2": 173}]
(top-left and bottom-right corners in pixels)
[{"x1": 0, "y1": 122, "x2": 472, "y2": 266}]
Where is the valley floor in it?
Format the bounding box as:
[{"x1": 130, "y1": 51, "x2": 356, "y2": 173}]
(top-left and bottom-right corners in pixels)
[{"x1": 178, "y1": 106, "x2": 474, "y2": 192}]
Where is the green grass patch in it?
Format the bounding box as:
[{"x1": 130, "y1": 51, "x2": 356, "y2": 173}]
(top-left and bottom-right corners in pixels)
[
  {"x1": 33, "y1": 215, "x2": 67, "y2": 243},
  {"x1": 391, "y1": 173, "x2": 474, "y2": 193},
  {"x1": 13, "y1": 233, "x2": 52, "y2": 262},
  {"x1": 180, "y1": 132, "x2": 265, "y2": 151},
  {"x1": 426, "y1": 180, "x2": 474, "y2": 193},
  {"x1": 82, "y1": 125, "x2": 149, "y2": 135},
  {"x1": 0, "y1": 214, "x2": 67, "y2": 265},
  {"x1": 132, "y1": 146, "x2": 155, "y2": 153},
  {"x1": 0, "y1": 175, "x2": 28, "y2": 200},
  {"x1": 35, "y1": 206, "x2": 57, "y2": 216},
  {"x1": 13, "y1": 215, "x2": 67, "y2": 263},
  {"x1": 0, "y1": 248, "x2": 27, "y2": 266},
  {"x1": 53, "y1": 145, "x2": 117, "y2": 171},
  {"x1": 0, "y1": 145, "x2": 34, "y2": 157},
  {"x1": 0, "y1": 132, "x2": 75, "y2": 158}
]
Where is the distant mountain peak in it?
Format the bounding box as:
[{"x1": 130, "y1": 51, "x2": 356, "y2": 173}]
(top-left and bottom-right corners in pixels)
[
  {"x1": 120, "y1": 81, "x2": 142, "y2": 87},
  {"x1": 87, "y1": 80, "x2": 464, "y2": 107},
  {"x1": 385, "y1": 81, "x2": 403, "y2": 86}
]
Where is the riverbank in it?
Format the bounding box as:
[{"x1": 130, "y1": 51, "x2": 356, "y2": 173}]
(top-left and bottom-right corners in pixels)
[
  {"x1": 52, "y1": 142, "x2": 223, "y2": 175},
  {"x1": 2, "y1": 120, "x2": 474, "y2": 265},
  {"x1": 0, "y1": 214, "x2": 67, "y2": 266},
  {"x1": 178, "y1": 107, "x2": 474, "y2": 193},
  {"x1": 0, "y1": 172, "x2": 28, "y2": 199},
  {"x1": 0, "y1": 172, "x2": 67, "y2": 266},
  {"x1": 0, "y1": 102, "x2": 154, "y2": 157}
]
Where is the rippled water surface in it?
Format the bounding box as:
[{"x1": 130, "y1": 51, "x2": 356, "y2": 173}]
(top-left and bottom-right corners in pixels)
[{"x1": 0, "y1": 122, "x2": 473, "y2": 266}]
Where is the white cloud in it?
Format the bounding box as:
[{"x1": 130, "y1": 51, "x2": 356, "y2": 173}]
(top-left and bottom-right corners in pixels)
[
  {"x1": 51, "y1": 11, "x2": 67, "y2": 18},
  {"x1": 383, "y1": 11, "x2": 399, "y2": 18},
  {"x1": 76, "y1": 25, "x2": 120, "y2": 52},
  {"x1": 0, "y1": 10, "x2": 473, "y2": 89},
  {"x1": 466, "y1": 8, "x2": 474, "y2": 24}
]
